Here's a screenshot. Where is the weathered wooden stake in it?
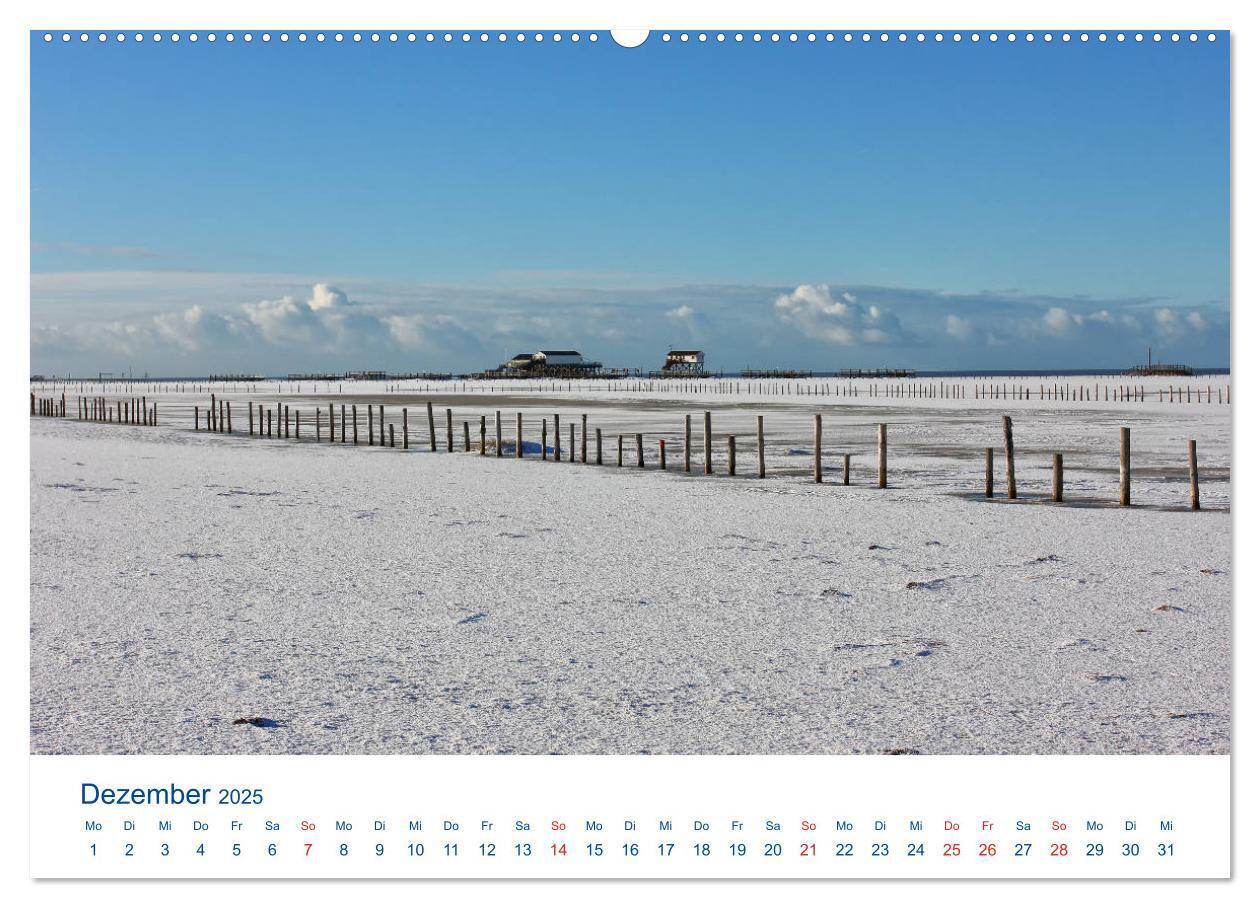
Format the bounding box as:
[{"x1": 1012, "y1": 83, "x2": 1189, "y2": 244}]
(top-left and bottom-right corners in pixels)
[
  {"x1": 617, "y1": 434, "x2": 624, "y2": 467},
  {"x1": 367, "y1": 405, "x2": 375, "y2": 446},
  {"x1": 495, "y1": 411, "x2": 502, "y2": 457},
  {"x1": 390, "y1": 424, "x2": 395, "y2": 448},
  {"x1": 553, "y1": 414, "x2": 561, "y2": 461},
  {"x1": 984, "y1": 447, "x2": 994, "y2": 498},
  {"x1": 813, "y1": 414, "x2": 823, "y2": 483},
  {"x1": 581, "y1": 415, "x2": 588, "y2": 463},
  {"x1": 352, "y1": 405, "x2": 359, "y2": 445},
  {"x1": 428, "y1": 402, "x2": 437, "y2": 452},
  {"x1": 1052, "y1": 453, "x2": 1063, "y2": 502},
  {"x1": 878, "y1": 423, "x2": 888, "y2": 489},
  {"x1": 446, "y1": 408, "x2": 454, "y2": 452},
  {"x1": 1189, "y1": 439, "x2": 1200, "y2": 511},
  {"x1": 464, "y1": 421, "x2": 471, "y2": 452},
  {"x1": 402, "y1": 408, "x2": 409, "y2": 449},
  {"x1": 728, "y1": 435, "x2": 736, "y2": 476},
  {"x1": 659, "y1": 439, "x2": 666, "y2": 470},
  {"x1": 295, "y1": 409, "x2": 301, "y2": 439},
  {"x1": 843, "y1": 452, "x2": 851, "y2": 486},
  {"x1": 684, "y1": 414, "x2": 692, "y2": 473},
  {"x1": 194, "y1": 406, "x2": 199, "y2": 429},
  {"x1": 480, "y1": 415, "x2": 487, "y2": 455},
  {"x1": 1002, "y1": 416, "x2": 1016, "y2": 500},
  {"x1": 703, "y1": 411, "x2": 713, "y2": 475},
  {"x1": 569, "y1": 424, "x2": 575, "y2": 463},
  {"x1": 249, "y1": 402, "x2": 255, "y2": 435},
  {"x1": 1119, "y1": 426, "x2": 1131, "y2": 506},
  {"x1": 516, "y1": 412, "x2": 523, "y2": 459},
  {"x1": 757, "y1": 415, "x2": 766, "y2": 479},
  {"x1": 595, "y1": 427, "x2": 603, "y2": 464},
  {"x1": 636, "y1": 433, "x2": 645, "y2": 468},
  {"x1": 543, "y1": 420, "x2": 549, "y2": 459}
]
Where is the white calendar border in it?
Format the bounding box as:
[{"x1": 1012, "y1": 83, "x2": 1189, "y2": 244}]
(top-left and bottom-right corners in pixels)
[{"x1": 4, "y1": 0, "x2": 1253, "y2": 902}]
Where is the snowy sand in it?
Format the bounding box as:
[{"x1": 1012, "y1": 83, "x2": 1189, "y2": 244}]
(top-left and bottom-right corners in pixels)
[{"x1": 30, "y1": 392, "x2": 1230, "y2": 755}]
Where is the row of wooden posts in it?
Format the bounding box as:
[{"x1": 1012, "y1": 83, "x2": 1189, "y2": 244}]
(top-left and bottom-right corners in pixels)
[
  {"x1": 37, "y1": 391, "x2": 1205, "y2": 511},
  {"x1": 983, "y1": 416, "x2": 1202, "y2": 510},
  {"x1": 32, "y1": 392, "x2": 159, "y2": 426}
]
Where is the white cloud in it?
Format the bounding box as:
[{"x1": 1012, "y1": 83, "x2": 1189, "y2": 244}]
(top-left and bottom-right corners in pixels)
[
  {"x1": 945, "y1": 314, "x2": 973, "y2": 340},
  {"x1": 665, "y1": 305, "x2": 695, "y2": 320},
  {"x1": 774, "y1": 284, "x2": 908, "y2": 346}
]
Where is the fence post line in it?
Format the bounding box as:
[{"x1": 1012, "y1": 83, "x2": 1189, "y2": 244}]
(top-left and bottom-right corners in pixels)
[
  {"x1": 1189, "y1": 439, "x2": 1200, "y2": 511},
  {"x1": 1119, "y1": 426, "x2": 1131, "y2": 506},
  {"x1": 428, "y1": 402, "x2": 437, "y2": 452},
  {"x1": 985, "y1": 447, "x2": 994, "y2": 498},
  {"x1": 684, "y1": 415, "x2": 692, "y2": 473},
  {"x1": 757, "y1": 415, "x2": 766, "y2": 479},
  {"x1": 1003, "y1": 416, "x2": 1016, "y2": 499},
  {"x1": 813, "y1": 414, "x2": 823, "y2": 483},
  {"x1": 1052, "y1": 453, "x2": 1063, "y2": 502},
  {"x1": 703, "y1": 411, "x2": 713, "y2": 475},
  {"x1": 878, "y1": 423, "x2": 888, "y2": 489},
  {"x1": 516, "y1": 412, "x2": 523, "y2": 459}
]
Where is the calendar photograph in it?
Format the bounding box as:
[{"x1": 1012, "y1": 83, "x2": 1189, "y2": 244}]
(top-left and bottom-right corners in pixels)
[{"x1": 29, "y1": 27, "x2": 1230, "y2": 767}]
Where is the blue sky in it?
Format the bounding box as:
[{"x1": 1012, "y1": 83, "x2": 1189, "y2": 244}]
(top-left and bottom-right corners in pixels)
[{"x1": 31, "y1": 31, "x2": 1229, "y2": 375}]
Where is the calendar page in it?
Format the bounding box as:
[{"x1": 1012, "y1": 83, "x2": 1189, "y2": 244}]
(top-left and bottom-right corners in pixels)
[{"x1": 22, "y1": 0, "x2": 1238, "y2": 892}]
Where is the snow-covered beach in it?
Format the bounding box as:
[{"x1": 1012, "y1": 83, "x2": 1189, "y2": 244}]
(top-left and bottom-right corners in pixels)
[{"x1": 30, "y1": 377, "x2": 1230, "y2": 755}]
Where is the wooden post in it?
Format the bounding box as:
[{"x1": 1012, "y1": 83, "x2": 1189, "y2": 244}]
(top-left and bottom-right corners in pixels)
[
  {"x1": 684, "y1": 415, "x2": 692, "y2": 473},
  {"x1": 352, "y1": 405, "x2": 359, "y2": 445},
  {"x1": 390, "y1": 424, "x2": 395, "y2": 448},
  {"x1": 728, "y1": 435, "x2": 736, "y2": 476},
  {"x1": 843, "y1": 452, "x2": 851, "y2": 486},
  {"x1": 581, "y1": 415, "x2": 588, "y2": 463},
  {"x1": 1119, "y1": 426, "x2": 1131, "y2": 506},
  {"x1": 1002, "y1": 416, "x2": 1016, "y2": 500},
  {"x1": 194, "y1": 406, "x2": 199, "y2": 430},
  {"x1": 1189, "y1": 439, "x2": 1200, "y2": 511},
  {"x1": 316, "y1": 408, "x2": 322, "y2": 441},
  {"x1": 367, "y1": 405, "x2": 375, "y2": 446},
  {"x1": 446, "y1": 408, "x2": 454, "y2": 452},
  {"x1": 984, "y1": 447, "x2": 994, "y2": 498},
  {"x1": 285, "y1": 405, "x2": 291, "y2": 438},
  {"x1": 402, "y1": 408, "x2": 409, "y2": 449},
  {"x1": 659, "y1": 438, "x2": 666, "y2": 470},
  {"x1": 813, "y1": 414, "x2": 823, "y2": 483},
  {"x1": 569, "y1": 424, "x2": 575, "y2": 462},
  {"x1": 543, "y1": 420, "x2": 549, "y2": 459},
  {"x1": 618, "y1": 434, "x2": 624, "y2": 467},
  {"x1": 295, "y1": 409, "x2": 300, "y2": 439},
  {"x1": 152, "y1": 402, "x2": 157, "y2": 426},
  {"x1": 516, "y1": 412, "x2": 523, "y2": 459},
  {"x1": 464, "y1": 421, "x2": 471, "y2": 452},
  {"x1": 480, "y1": 415, "x2": 487, "y2": 455},
  {"x1": 595, "y1": 427, "x2": 603, "y2": 464},
  {"x1": 878, "y1": 423, "x2": 888, "y2": 489},
  {"x1": 493, "y1": 410, "x2": 502, "y2": 457},
  {"x1": 757, "y1": 415, "x2": 766, "y2": 479},
  {"x1": 1052, "y1": 453, "x2": 1063, "y2": 502},
  {"x1": 379, "y1": 405, "x2": 385, "y2": 446},
  {"x1": 428, "y1": 402, "x2": 437, "y2": 452},
  {"x1": 636, "y1": 433, "x2": 645, "y2": 468},
  {"x1": 553, "y1": 414, "x2": 561, "y2": 461},
  {"x1": 249, "y1": 402, "x2": 255, "y2": 435},
  {"x1": 703, "y1": 411, "x2": 713, "y2": 475}
]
